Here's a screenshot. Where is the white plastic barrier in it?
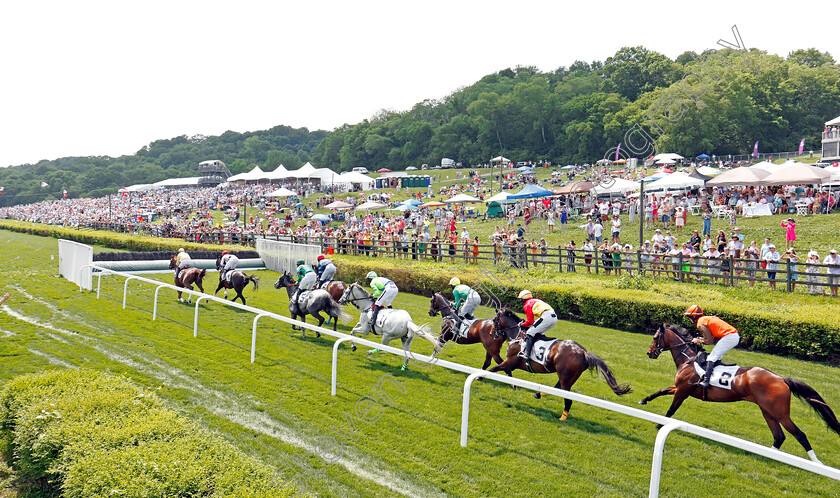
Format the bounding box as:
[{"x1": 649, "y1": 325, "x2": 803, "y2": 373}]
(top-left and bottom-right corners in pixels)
[
  {"x1": 256, "y1": 238, "x2": 321, "y2": 274},
  {"x1": 80, "y1": 265, "x2": 840, "y2": 497},
  {"x1": 59, "y1": 239, "x2": 93, "y2": 290}
]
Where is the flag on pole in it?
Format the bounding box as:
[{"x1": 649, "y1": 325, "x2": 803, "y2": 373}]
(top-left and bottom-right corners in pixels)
[
  {"x1": 798, "y1": 138, "x2": 806, "y2": 155},
  {"x1": 62, "y1": 189, "x2": 68, "y2": 198},
  {"x1": 752, "y1": 141, "x2": 759, "y2": 158},
  {"x1": 0, "y1": 187, "x2": 4, "y2": 196},
  {"x1": 615, "y1": 143, "x2": 621, "y2": 161},
  {"x1": 40, "y1": 181, "x2": 49, "y2": 188}
]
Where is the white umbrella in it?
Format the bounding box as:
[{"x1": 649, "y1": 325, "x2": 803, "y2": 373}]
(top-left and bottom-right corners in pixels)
[
  {"x1": 761, "y1": 163, "x2": 831, "y2": 186},
  {"x1": 696, "y1": 166, "x2": 722, "y2": 176},
  {"x1": 444, "y1": 193, "x2": 481, "y2": 203},
  {"x1": 485, "y1": 192, "x2": 513, "y2": 203},
  {"x1": 355, "y1": 201, "x2": 388, "y2": 211},
  {"x1": 645, "y1": 172, "x2": 705, "y2": 191},
  {"x1": 706, "y1": 167, "x2": 770, "y2": 186},
  {"x1": 656, "y1": 158, "x2": 677, "y2": 165},
  {"x1": 324, "y1": 200, "x2": 353, "y2": 209},
  {"x1": 592, "y1": 178, "x2": 640, "y2": 194},
  {"x1": 265, "y1": 187, "x2": 298, "y2": 197}
]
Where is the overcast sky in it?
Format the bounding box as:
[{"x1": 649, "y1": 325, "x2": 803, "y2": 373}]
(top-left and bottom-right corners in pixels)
[{"x1": 0, "y1": 1, "x2": 834, "y2": 167}]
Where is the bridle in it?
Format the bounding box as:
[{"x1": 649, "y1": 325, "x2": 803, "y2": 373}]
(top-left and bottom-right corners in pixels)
[
  {"x1": 429, "y1": 293, "x2": 455, "y2": 317},
  {"x1": 649, "y1": 326, "x2": 693, "y2": 359},
  {"x1": 492, "y1": 313, "x2": 520, "y2": 340},
  {"x1": 341, "y1": 284, "x2": 372, "y2": 309}
]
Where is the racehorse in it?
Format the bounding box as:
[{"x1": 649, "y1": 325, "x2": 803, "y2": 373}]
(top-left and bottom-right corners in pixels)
[
  {"x1": 168, "y1": 256, "x2": 206, "y2": 303},
  {"x1": 642, "y1": 323, "x2": 840, "y2": 463},
  {"x1": 274, "y1": 272, "x2": 351, "y2": 336},
  {"x1": 428, "y1": 292, "x2": 513, "y2": 371},
  {"x1": 339, "y1": 283, "x2": 440, "y2": 370},
  {"x1": 320, "y1": 280, "x2": 347, "y2": 324},
  {"x1": 489, "y1": 308, "x2": 632, "y2": 421},
  {"x1": 214, "y1": 254, "x2": 259, "y2": 305}
]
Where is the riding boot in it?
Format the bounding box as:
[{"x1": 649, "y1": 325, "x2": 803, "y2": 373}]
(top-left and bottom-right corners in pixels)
[
  {"x1": 522, "y1": 335, "x2": 535, "y2": 373},
  {"x1": 695, "y1": 360, "x2": 715, "y2": 388},
  {"x1": 523, "y1": 334, "x2": 535, "y2": 360},
  {"x1": 369, "y1": 305, "x2": 381, "y2": 332},
  {"x1": 464, "y1": 313, "x2": 474, "y2": 320}
]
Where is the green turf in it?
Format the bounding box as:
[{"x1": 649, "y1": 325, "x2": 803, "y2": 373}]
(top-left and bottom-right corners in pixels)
[{"x1": 2, "y1": 230, "x2": 840, "y2": 497}]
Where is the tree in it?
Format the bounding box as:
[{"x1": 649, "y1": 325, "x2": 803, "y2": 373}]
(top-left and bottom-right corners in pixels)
[
  {"x1": 787, "y1": 48, "x2": 835, "y2": 68},
  {"x1": 603, "y1": 46, "x2": 681, "y2": 101}
]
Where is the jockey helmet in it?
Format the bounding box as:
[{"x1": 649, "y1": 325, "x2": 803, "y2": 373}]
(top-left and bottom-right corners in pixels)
[
  {"x1": 317, "y1": 255, "x2": 325, "y2": 261},
  {"x1": 449, "y1": 277, "x2": 460, "y2": 286},
  {"x1": 296, "y1": 259, "x2": 305, "y2": 266},
  {"x1": 684, "y1": 304, "x2": 704, "y2": 321},
  {"x1": 366, "y1": 271, "x2": 377, "y2": 280},
  {"x1": 517, "y1": 289, "x2": 533, "y2": 300},
  {"x1": 178, "y1": 248, "x2": 185, "y2": 253},
  {"x1": 221, "y1": 250, "x2": 229, "y2": 255}
]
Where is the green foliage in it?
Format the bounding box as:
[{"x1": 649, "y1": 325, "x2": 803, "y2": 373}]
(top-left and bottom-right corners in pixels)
[
  {"x1": 0, "y1": 370, "x2": 291, "y2": 497},
  {"x1": 332, "y1": 255, "x2": 840, "y2": 362}
]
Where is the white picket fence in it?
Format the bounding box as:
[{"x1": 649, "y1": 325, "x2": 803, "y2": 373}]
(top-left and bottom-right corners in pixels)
[{"x1": 79, "y1": 264, "x2": 840, "y2": 497}]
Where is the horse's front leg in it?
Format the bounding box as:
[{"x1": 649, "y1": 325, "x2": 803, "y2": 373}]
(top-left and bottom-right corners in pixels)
[
  {"x1": 638, "y1": 385, "x2": 677, "y2": 405},
  {"x1": 300, "y1": 315, "x2": 307, "y2": 339},
  {"x1": 662, "y1": 387, "x2": 693, "y2": 422}
]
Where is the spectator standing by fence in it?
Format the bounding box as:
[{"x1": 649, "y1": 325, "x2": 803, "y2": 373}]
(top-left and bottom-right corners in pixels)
[
  {"x1": 824, "y1": 249, "x2": 840, "y2": 297},
  {"x1": 806, "y1": 251, "x2": 822, "y2": 295}
]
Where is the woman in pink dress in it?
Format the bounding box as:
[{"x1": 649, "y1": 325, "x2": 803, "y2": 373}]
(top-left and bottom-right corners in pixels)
[{"x1": 781, "y1": 217, "x2": 796, "y2": 250}]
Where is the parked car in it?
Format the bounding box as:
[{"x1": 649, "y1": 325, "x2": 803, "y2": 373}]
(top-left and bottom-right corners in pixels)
[
  {"x1": 352, "y1": 167, "x2": 370, "y2": 174},
  {"x1": 406, "y1": 166, "x2": 418, "y2": 171}
]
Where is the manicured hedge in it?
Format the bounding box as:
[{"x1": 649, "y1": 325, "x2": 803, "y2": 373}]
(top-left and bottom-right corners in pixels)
[
  {"x1": 332, "y1": 256, "x2": 840, "y2": 363},
  {"x1": 0, "y1": 370, "x2": 292, "y2": 497},
  {"x1": 94, "y1": 250, "x2": 260, "y2": 262}
]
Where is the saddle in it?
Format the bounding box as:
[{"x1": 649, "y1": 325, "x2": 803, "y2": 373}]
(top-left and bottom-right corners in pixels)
[
  {"x1": 450, "y1": 316, "x2": 476, "y2": 339},
  {"x1": 693, "y1": 352, "x2": 739, "y2": 390}
]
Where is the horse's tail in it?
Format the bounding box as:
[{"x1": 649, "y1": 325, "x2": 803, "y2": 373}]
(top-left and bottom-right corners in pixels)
[
  {"x1": 785, "y1": 378, "x2": 840, "y2": 437},
  {"x1": 408, "y1": 321, "x2": 439, "y2": 351},
  {"x1": 584, "y1": 351, "x2": 632, "y2": 396},
  {"x1": 328, "y1": 298, "x2": 352, "y2": 323},
  {"x1": 199, "y1": 269, "x2": 207, "y2": 280},
  {"x1": 248, "y1": 275, "x2": 259, "y2": 291}
]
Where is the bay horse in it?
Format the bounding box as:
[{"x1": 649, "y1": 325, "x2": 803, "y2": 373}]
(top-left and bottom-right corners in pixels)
[
  {"x1": 339, "y1": 283, "x2": 440, "y2": 370},
  {"x1": 489, "y1": 308, "x2": 632, "y2": 421},
  {"x1": 428, "y1": 292, "x2": 513, "y2": 371},
  {"x1": 214, "y1": 254, "x2": 259, "y2": 305},
  {"x1": 274, "y1": 272, "x2": 351, "y2": 336},
  {"x1": 320, "y1": 280, "x2": 347, "y2": 324},
  {"x1": 168, "y1": 256, "x2": 206, "y2": 303},
  {"x1": 641, "y1": 323, "x2": 840, "y2": 463}
]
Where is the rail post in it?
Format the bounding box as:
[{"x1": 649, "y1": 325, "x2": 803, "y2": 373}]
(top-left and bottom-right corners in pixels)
[
  {"x1": 193, "y1": 296, "x2": 208, "y2": 337},
  {"x1": 122, "y1": 276, "x2": 139, "y2": 309},
  {"x1": 251, "y1": 312, "x2": 270, "y2": 363},
  {"x1": 331, "y1": 337, "x2": 354, "y2": 396},
  {"x1": 649, "y1": 421, "x2": 686, "y2": 497},
  {"x1": 460, "y1": 371, "x2": 486, "y2": 447},
  {"x1": 152, "y1": 284, "x2": 168, "y2": 320}
]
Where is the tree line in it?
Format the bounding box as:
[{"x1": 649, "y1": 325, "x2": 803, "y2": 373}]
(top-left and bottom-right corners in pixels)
[{"x1": 1, "y1": 46, "x2": 837, "y2": 206}]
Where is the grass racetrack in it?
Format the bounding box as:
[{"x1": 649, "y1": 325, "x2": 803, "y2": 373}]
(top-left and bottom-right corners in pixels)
[{"x1": 2, "y1": 229, "x2": 840, "y2": 497}]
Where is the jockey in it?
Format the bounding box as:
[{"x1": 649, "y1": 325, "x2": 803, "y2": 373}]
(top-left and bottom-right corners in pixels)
[
  {"x1": 449, "y1": 277, "x2": 480, "y2": 320},
  {"x1": 294, "y1": 258, "x2": 316, "y2": 307},
  {"x1": 316, "y1": 254, "x2": 337, "y2": 289},
  {"x1": 685, "y1": 305, "x2": 740, "y2": 388},
  {"x1": 367, "y1": 271, "x2": 398, "y2": 328},
  {"x1": 174, "y1": 248, "x2": 191, "y2": 281},
  {"x1": 518, "y1": 290, "x2": 558, "y2": 362},
  {"x1": 219, "y1": 251, "x2": 239, "y2": 283}
]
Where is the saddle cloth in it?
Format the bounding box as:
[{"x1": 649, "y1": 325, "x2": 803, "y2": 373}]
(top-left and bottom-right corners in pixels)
[
  {"x1": 693, "y1": 361, "x2": 740, "y2": 390},
  {"x1": 372, "y1": 308, "x2": 397, "y2": 330},
  {"x1": 452, "y1": 317, "x2": 476, "y2": 339},
  {"x1": 517, "y1": 337, "x2": 557, "y2": 367}
]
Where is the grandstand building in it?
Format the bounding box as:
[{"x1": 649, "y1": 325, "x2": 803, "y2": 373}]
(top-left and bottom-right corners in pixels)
[{"x1": 197, "y1": 160, "x2": 232, "y2": 186}]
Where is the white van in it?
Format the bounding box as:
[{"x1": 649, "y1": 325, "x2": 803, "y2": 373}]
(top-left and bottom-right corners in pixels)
[{"x1": 352, "y1": 167, "x2": 369, "y2": 174}]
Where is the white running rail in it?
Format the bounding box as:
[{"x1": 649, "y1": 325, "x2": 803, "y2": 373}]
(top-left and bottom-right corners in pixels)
[{"x1": 79, "y1": 264, "x2": 840, "y2": 497}]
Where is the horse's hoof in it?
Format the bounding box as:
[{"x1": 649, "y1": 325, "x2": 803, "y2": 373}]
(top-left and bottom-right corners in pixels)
[
  {"x1": 351, "y1": 344, "x2": 357, "y2": 352},
  {"x1": 316, "y1": 332, "x2": 321, "y2": 338},
  {"x1": 638, "y1": 400, "x2": 648, "y2": 405},
  {"x1": 400, "y1": 364, "x2": 407, "y2": 371},
  {"x1": 511, "y1": 385, "x2": 518, "y2": 391},
  {"x1": 533, "y1": 392, "x2": 542, "y2": 400},
  {"x1": 559, "y1": 411, "x2": 569, "y2": 421}
]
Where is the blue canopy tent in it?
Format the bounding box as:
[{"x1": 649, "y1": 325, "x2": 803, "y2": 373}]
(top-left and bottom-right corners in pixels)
[
  {"x1": 516, "y1": 166, "x2": 534, "y2": 172},
  {"x1": 402, "y1": 199, "x2": 423, "y2": 206},
  {"x1": 508, "y1": 184, "x2": 554, "y2": 199},
  {"x1": 561, "y1": 165, "x2": 577, "y2": 170},
  {"x1": 518, "y1": 170, "x2": 535, "y2": 175},
  {"x1": 697, "y1": 153, "x2": 711, "y2": 159}
]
